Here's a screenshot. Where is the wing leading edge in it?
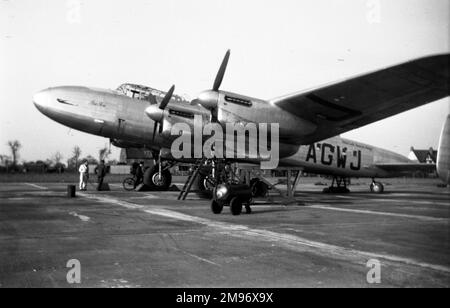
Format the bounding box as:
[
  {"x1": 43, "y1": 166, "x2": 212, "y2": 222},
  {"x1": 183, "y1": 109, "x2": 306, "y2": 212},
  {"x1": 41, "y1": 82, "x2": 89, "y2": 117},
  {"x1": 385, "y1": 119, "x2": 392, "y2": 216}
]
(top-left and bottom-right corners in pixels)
[{"x1": 272, "y1": 54, "x2": 450, "y2": 144}]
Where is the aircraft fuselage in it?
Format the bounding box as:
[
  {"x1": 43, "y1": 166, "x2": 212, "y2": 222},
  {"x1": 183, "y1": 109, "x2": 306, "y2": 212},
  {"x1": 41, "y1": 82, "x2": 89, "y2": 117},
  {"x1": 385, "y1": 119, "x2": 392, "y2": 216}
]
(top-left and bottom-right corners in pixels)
[{"x1": 33, "y1": 85, "x2": 413, "y2": 178}]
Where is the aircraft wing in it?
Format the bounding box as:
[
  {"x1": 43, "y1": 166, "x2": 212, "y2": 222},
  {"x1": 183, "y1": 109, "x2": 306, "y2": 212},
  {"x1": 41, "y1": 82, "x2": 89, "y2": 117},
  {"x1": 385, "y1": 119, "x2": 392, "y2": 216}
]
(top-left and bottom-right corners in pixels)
[
  {"x1": 272, "y1": 54, "x2": 450, "y2": 144},
  {"x1": 373, "y1": 163, "x2": 436, "y2": 175}
]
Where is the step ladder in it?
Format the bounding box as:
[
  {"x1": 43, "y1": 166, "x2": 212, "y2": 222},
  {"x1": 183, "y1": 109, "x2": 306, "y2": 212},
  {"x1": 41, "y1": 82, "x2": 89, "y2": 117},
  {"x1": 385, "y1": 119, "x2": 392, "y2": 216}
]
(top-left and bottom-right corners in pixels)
[{"x1": 177, "y1": 159, "x2": 207, "y2": 200}]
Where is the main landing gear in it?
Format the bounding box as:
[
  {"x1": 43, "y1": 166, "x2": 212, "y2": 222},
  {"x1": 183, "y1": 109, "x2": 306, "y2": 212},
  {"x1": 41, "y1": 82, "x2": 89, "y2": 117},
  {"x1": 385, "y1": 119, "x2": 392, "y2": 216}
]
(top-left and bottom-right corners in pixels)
[
  {"x1": 143, "y1": 162, "x2": 173, "y2": 191},
  {"x1": 323, "y1": 177, "x2": 351, "y2": 193}
]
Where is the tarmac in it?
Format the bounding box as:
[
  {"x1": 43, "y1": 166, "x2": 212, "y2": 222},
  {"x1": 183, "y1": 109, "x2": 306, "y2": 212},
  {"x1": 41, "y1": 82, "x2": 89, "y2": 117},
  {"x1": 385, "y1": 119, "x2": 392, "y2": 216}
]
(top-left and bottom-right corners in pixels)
[{"x1": 0, "y1": 179, "x2": 449, "y2": 287}]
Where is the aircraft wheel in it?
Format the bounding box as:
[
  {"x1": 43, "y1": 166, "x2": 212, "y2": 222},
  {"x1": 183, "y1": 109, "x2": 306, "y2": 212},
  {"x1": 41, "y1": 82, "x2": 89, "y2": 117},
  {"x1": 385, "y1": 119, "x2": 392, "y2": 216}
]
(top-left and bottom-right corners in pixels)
[
  {"x1": 245, "y1": 204, "x2": 252, "y2": 214},
  {"x1": 323, "y1": 187, "x2": 350, "y2": 193},
  {"x1": 143, "y1": 164, "x2": 172, "y2": 191},
  {"x1": 230, "y1": 197, "x2": 243, "y2": 216},
  {"x1": 250, "y1": 178, "x2": 268, "y2": 198},
  {"x1": 211, "y1": 200, "x2": 223, "y2": 214},
  {"x1": 371, "y1": 182, "x2": 384, "y2": 193},
  {"x1": 197, "y1": 174, "x2": 214, "y2": 199}
]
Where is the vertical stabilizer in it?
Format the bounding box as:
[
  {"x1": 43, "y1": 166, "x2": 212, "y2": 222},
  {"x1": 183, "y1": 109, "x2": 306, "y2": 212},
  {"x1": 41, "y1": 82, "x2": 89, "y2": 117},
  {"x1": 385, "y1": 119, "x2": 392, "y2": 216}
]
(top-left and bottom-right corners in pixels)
[{"x1": 437, "y1": 114, "x2": 450, "y2": 186}]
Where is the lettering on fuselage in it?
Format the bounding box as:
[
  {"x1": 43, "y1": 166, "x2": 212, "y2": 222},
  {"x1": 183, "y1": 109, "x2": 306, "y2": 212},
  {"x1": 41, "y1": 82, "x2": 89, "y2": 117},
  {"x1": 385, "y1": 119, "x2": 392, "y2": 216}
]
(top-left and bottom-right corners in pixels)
[{"x1": 306, "y1": 143, "x2": 361, "y2": 170}]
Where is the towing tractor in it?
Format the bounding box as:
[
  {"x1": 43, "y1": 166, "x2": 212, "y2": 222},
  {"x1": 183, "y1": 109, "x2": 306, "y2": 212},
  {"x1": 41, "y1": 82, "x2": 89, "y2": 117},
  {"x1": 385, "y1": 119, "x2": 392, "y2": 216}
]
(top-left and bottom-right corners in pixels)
[{"x1": 211, "y1": 183, "x2": 253, "y2": 216}]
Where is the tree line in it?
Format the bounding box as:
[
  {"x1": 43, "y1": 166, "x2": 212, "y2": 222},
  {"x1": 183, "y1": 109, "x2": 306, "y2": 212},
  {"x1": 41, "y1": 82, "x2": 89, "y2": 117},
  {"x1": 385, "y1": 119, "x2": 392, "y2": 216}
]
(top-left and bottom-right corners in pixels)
[{"x1": 0, "y1": 140, "x2": 120, "y2": 173}]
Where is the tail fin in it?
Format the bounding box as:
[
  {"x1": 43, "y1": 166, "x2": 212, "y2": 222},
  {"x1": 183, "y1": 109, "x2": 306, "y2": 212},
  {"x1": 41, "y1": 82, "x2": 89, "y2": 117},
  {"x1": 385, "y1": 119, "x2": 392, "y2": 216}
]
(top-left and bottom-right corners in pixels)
[{"x1": 437, "y1": 114, "x2": 450, "y2": 185}]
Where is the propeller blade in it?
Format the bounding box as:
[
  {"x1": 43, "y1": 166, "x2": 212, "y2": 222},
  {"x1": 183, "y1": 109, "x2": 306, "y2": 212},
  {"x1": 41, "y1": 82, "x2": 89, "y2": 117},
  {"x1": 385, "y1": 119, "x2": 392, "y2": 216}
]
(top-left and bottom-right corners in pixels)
[
  {"x1": 152, "y1": 122, "x2": 158, "y2": 142},
  {"x1": 213, "y1": 49, "x2": 230, "y2": 91},
  {"x1": 159, "y1": 85, "x2": 175, "y2": 110},
  {"x1": 159, "y1": 120, "x2": 164, "y2": 134},
  {"x1": 211, "y1": 108, "x2": 218, "y2": 123}
]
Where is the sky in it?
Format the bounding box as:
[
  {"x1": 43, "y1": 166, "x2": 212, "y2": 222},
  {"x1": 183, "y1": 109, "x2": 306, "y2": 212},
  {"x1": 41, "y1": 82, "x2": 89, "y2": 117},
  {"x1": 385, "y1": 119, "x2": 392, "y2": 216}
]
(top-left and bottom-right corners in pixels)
[{"x1": 0, "y1": 0, "x2": 449, "y2": 163}]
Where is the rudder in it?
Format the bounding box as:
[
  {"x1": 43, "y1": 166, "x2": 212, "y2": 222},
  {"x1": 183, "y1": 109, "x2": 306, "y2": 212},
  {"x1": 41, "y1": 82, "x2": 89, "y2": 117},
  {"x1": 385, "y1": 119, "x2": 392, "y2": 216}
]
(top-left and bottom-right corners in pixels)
[{"x1": 437, "y1": 114, "x2": 450, "y2": 186}]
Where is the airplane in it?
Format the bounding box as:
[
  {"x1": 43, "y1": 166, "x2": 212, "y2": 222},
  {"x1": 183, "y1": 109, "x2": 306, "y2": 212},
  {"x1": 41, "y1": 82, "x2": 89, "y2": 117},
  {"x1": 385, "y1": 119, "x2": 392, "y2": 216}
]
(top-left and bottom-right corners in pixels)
[{"x1": 33, "y1": 50, "x2": 450, "y2": 197}]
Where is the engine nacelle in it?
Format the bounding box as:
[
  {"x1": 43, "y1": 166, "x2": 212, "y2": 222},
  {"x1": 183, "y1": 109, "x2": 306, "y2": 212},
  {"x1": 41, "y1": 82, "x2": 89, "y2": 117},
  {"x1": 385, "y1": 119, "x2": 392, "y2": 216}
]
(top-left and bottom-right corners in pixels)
[
  {"x1": 216, "y1": 91, "x2": 317, "y2": 140},
  {"x1": 110, "y1": 138, "x2": 144, "y2": 149}
]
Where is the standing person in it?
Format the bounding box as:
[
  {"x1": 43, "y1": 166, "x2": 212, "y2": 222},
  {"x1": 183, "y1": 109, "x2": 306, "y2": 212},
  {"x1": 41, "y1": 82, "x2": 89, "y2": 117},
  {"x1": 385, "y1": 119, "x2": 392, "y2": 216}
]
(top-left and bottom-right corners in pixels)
[
  {"x1": 95, "y1": 160, "x2": 107, "y2": 191},
  {"x1": 134, "y1": 161, "x2": 144, "y2": 189},
  {"x1": 79, "y1": 161, "x2": 89, "y2": 191}
]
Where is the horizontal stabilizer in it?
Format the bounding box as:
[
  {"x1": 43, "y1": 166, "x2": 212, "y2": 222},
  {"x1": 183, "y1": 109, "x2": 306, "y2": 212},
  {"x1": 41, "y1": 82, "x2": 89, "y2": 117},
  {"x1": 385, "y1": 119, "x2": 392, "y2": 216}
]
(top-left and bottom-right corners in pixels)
[{"x1": 374, "y1": 163, "x2": 436, "y2": 174}]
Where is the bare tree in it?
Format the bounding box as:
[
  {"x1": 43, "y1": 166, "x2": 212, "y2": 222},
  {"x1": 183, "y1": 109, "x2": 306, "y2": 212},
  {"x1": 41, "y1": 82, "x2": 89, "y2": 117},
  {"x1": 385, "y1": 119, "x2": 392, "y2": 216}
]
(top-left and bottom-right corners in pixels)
[
  {"x1": 0, "y1": 154, "x2": 9, "y2": 167},
  {"x1": 52, "y1": 151, "x2": 63, "y2": 165},
  {"x1": 72, "y1": 146, "x2": 82, "y2": 170},
  {"x1": 7, "y1": 140, "x2": 22, "y2": 167}
]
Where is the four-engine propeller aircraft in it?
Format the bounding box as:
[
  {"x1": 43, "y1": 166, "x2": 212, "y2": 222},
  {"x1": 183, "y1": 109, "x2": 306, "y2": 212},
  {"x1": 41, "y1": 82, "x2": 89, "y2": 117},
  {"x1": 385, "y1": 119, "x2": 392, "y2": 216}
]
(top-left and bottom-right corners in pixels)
[{"x1": 33, "y1": 51, "x2": 450, "y2": 197}]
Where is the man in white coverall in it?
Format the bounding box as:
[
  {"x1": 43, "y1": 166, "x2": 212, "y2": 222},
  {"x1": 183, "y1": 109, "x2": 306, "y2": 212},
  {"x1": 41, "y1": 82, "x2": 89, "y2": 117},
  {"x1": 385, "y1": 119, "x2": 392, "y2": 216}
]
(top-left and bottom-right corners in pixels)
[{"x1": 79, "y1": 161, "x2": 89, "y2": 191}]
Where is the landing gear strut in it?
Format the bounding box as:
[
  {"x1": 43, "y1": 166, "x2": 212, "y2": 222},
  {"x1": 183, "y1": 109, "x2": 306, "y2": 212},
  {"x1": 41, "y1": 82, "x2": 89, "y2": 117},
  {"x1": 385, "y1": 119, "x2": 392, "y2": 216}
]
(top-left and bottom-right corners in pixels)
[
  {"x1": 323, "y1": 177, "x2": 350, "y2": 193},
  {"x1": 370, "y1": 179, "x2": 384, "y2": 193}
]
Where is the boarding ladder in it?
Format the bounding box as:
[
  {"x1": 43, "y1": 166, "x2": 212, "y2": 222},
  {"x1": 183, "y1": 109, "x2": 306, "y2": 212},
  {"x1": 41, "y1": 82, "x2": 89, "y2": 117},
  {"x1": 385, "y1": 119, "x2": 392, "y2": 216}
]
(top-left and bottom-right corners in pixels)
[{"x1": 177, "y1": 158, "x2": 208, "y2": 200}]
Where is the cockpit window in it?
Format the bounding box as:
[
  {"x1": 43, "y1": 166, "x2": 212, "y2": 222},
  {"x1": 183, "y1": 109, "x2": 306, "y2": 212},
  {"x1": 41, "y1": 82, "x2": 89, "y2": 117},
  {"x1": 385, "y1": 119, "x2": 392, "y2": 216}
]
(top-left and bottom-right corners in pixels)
[
  {"x1": 116, "y1": 83, "x2": 188, "y2": 103},
  {"x1": 56, "y1": 98, "x2": 75, "y2": 106}
]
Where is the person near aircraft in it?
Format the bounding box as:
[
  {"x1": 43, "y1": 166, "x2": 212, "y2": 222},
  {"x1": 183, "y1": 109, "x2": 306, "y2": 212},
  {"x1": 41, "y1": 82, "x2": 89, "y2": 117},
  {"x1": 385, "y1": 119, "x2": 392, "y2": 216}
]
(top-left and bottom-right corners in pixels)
[
  {"x1": 95, "y1": 160, "x2": 107, "y2": 191},
  {"x1": 134, "y1": 161, "x2": 145, "y2": 189},
  {"x1": 78, "y1": 161, "x2": 89, "y2": 191}
]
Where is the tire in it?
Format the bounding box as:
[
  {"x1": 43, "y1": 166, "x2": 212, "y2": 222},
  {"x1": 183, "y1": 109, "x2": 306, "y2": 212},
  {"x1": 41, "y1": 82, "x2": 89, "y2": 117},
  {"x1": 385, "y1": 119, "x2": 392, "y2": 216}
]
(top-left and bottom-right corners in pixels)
[
  {"x1": 230, "y1": 197, "x2": 243, "y2": 216},
  {"x1": 122, "y1": 177, "x2": 136, "y2": 191},
  {"x1": 372, "y1": 182, "x2": 384, "y2": 193},
  {"x1": 197, "y1": 174, "x2": 214, "y2": 199},
  {"x1": 211, "y1": 200, "x2": 223, "y2": 214},
  {"x1": 245, "y1": 205, "x2": 252, "y2": 214},
  {"x1": 323, "y1": 186, "x2": 350, "y2": 193},
  {"x1": 143, "y1": 164, "x2": 172, "y2": 191},
  {"x1": 250, "y1": 178, "x2": 268, "y2": 198}
]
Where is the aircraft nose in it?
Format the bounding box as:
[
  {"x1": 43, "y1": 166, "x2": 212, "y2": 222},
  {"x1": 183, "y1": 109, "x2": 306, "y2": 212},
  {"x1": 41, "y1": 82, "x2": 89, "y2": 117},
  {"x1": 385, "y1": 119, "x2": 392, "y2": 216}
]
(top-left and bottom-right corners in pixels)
[{"x1": 33, "y1": 89, "x2": 51, "y2": 112}]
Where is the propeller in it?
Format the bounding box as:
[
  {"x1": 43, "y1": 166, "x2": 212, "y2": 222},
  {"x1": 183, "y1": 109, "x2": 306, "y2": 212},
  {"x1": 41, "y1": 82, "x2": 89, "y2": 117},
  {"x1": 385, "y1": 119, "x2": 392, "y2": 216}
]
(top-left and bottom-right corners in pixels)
[
  {"x1": 191, "y1": 50, "x2": 231, "y2": 121},
  {"x1": 213, "y1": 49, "x2": 230, "y2": 91},
  {"x1": 145, "y1": 85, "x2": 175, "y2": 142}
]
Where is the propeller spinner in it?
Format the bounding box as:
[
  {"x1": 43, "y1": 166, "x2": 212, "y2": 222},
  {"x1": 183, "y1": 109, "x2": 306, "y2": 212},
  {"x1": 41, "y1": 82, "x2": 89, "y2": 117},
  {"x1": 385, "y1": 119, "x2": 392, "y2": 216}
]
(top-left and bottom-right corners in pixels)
[
  {"x1": 145, "y1": 85, "x2": 175, "y2": 142},
  {"x1": 146, "y1": 49, "x2": 230, "y2": 141}
]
